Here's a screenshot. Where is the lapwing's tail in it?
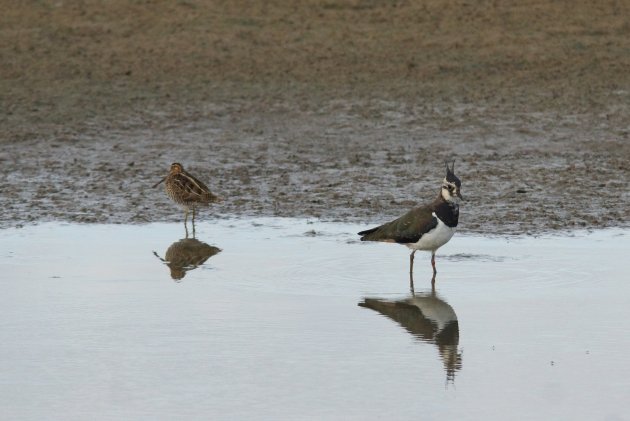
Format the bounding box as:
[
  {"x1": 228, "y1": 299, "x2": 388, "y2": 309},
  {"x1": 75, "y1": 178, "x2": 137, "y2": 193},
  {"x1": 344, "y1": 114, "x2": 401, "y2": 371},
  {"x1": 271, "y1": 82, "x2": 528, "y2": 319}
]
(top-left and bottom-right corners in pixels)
[{"x1": 358, "y1": 226, "x2": 381, "y2": 241}]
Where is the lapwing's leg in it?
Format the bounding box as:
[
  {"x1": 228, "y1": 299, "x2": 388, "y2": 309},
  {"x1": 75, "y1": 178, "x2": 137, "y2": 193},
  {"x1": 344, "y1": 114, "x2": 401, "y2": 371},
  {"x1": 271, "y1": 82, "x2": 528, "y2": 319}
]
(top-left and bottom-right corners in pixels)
[
  {"x1": 409, "y1": 250, "x2": 416, "y2": 275},
  {"x1": 409, "y1": 270, "x2": 415, "y2": 295},
  {"x1": 431, "y1": 251, "x2": 437, "y2": 285},
  {"x1": 409, "y1": 250, "x2": 417, "y2": 290}
]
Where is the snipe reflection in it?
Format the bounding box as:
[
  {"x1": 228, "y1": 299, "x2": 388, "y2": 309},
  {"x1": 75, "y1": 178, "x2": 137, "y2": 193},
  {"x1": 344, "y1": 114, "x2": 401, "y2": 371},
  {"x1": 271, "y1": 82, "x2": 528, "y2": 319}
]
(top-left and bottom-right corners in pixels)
[
  {"x1": 153, "y1": 236, "x2": 221, "y2": 281},
  {"x1": 359, "y1": 283, "x2": 462, "y2": 383}
]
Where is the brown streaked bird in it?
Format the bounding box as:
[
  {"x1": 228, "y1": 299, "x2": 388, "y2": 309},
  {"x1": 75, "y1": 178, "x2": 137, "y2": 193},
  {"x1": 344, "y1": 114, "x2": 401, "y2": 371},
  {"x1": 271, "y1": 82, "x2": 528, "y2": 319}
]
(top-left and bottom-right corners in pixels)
[
  {"x1": 153, "y1": 163, "x2": 222, "y2": 230},
  {"x1": 358, "y1": 162, "x2": 463, "y2": 284}
]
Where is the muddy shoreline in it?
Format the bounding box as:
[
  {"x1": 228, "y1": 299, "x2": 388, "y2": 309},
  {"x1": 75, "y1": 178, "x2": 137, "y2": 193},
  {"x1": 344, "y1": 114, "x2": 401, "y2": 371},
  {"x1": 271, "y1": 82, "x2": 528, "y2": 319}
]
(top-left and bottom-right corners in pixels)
[
  {"x1": 1, "y1": 1, "x2": 629, "y2": 234},
  {"x1": 2, "y1": 96, "x2": 628, "y2": 234}
]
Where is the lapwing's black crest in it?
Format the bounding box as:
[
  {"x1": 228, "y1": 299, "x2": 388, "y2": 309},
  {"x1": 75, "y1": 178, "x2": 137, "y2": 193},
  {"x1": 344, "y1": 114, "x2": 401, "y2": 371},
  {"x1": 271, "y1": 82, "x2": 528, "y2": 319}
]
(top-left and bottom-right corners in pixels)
[{"x1": 445, "y1": 161, "x2": 461, "y2": 188}]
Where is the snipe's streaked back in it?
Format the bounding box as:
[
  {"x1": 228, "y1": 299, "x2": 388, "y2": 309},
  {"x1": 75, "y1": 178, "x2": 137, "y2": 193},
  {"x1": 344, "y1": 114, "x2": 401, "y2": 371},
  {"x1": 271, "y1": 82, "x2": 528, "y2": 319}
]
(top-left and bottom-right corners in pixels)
[{"x1": 153, "y1": 163, "x2": 222, "y2": 227}]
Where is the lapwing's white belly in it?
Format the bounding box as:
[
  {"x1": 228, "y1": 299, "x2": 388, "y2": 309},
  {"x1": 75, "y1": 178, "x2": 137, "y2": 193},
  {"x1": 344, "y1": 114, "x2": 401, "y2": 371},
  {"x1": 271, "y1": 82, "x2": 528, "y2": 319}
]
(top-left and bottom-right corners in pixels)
[{"x1": 406, "y1": 213, "x2": 456, "y2": 252}]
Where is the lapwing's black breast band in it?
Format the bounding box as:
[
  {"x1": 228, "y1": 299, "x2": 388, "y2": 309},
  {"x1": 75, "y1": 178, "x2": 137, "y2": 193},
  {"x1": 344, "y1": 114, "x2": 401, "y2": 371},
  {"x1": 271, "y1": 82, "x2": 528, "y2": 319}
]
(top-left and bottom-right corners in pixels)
[{"x1": 434, "y1": 202, "x2": 459, "y2": 228}]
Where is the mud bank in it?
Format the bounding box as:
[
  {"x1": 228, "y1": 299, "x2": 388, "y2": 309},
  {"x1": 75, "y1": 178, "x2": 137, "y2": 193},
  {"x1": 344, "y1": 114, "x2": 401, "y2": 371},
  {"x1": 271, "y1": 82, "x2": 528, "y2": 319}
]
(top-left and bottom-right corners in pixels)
[{"x1": 1, "y1": 1, "x2": 629, "y2": 233}]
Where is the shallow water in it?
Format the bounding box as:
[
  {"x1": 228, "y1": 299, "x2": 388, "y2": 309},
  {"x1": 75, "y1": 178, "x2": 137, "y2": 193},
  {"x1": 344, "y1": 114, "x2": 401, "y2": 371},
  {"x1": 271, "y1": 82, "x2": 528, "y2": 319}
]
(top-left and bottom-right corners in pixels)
[{"x1": 1, "y1": 219, "x2": 629, "y2": 420}]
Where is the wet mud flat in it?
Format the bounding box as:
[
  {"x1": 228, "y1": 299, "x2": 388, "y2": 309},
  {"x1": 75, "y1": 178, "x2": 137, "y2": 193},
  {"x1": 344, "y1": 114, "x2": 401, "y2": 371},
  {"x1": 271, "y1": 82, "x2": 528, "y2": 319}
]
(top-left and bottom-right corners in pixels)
[
  {"x1": 2, "y1": 1, "x2": 630, "y2": 234},
  {"x1": 1, "y1": 100, "x2": 629, "y2": 235},
  {"x1": 1, "y1": 219, "x2": 629, "y2": 420}
]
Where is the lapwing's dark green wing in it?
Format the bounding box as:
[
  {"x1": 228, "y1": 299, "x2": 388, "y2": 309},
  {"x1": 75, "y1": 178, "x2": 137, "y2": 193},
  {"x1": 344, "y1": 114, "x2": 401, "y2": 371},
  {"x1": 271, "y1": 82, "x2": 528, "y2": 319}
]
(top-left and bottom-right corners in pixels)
[{"x1": 358, "y1": 206, "x2": 437, "y2": 244}]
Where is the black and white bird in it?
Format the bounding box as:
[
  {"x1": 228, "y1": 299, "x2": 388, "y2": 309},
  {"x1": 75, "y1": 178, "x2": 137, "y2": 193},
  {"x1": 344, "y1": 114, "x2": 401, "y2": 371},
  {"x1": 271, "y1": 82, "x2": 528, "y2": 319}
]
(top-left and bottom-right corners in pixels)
[{"x1": 358, "y1": 162, "x2": 463, "y2": 282}]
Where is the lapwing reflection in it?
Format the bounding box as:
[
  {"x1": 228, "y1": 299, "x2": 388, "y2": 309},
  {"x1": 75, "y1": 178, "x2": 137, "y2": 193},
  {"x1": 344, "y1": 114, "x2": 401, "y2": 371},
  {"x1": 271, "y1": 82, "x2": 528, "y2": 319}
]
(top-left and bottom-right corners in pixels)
[
  {"x1": 359, "y1": 283, "x2": 462, "y2": 383},
  {"x1": 153, "y1": 237, "x2": 221, "y2": 281}
]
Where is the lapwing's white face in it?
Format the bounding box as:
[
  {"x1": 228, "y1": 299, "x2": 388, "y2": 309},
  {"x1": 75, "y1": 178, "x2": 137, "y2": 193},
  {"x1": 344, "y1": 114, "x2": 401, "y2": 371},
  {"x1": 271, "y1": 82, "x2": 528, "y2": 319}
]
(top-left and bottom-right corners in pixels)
[{"x1": 441, "y1": 178, "x2": 462, "y2": 204}]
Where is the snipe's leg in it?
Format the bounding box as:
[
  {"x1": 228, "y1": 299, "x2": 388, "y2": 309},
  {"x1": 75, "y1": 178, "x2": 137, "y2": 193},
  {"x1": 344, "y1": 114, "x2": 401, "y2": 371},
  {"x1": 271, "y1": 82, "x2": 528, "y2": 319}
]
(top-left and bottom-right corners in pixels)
[
  {"x1": 184, "y1": 208, "x2": 190, "y2": 238},
  {"x1": 192, "y1": 207, "x2": 196, "y2": 238}
]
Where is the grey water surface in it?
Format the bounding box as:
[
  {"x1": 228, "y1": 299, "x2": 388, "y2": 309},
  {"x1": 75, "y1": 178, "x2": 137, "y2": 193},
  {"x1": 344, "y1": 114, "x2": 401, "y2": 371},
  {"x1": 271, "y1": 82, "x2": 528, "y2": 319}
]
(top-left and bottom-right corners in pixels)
[{"x1": 1, "y1": 219, "x2": 629, "y2": 420}]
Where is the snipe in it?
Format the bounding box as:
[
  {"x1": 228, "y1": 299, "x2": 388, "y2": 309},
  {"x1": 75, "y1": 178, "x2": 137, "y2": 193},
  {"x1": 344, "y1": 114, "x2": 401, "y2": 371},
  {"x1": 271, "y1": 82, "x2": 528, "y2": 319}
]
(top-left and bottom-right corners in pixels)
[{"x1": 153, "y1": 163, "x2": 222, "y2": 233}]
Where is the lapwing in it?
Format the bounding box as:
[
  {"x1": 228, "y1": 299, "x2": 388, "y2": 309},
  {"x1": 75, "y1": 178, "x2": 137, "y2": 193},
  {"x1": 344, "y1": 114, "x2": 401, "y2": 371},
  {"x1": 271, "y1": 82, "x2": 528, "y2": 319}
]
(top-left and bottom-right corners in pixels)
[{"x1": 358, "y1": 161, "x2": 463, "y2": 282}]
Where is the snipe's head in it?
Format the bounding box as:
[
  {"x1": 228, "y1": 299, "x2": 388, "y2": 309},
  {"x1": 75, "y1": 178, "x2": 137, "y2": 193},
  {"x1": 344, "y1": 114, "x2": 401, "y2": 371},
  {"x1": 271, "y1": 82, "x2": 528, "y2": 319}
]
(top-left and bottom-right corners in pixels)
[
  {"x1": 170, "y1": 163, "x2": 184, "y2": 174},
  {"x1": 153, "y1": 163, "x2": 185, "y2": 188},
  {"x1": 441, "y1": 161, "x2": 463, "y2": 203}
]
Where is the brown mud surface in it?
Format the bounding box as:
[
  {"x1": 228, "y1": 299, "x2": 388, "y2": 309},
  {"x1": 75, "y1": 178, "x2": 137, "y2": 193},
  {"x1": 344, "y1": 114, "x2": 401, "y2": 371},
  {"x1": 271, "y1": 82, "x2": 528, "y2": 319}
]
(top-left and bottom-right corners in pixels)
[{"x1": 1, "y1": 1, "x2": 629, "y2": 234}]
